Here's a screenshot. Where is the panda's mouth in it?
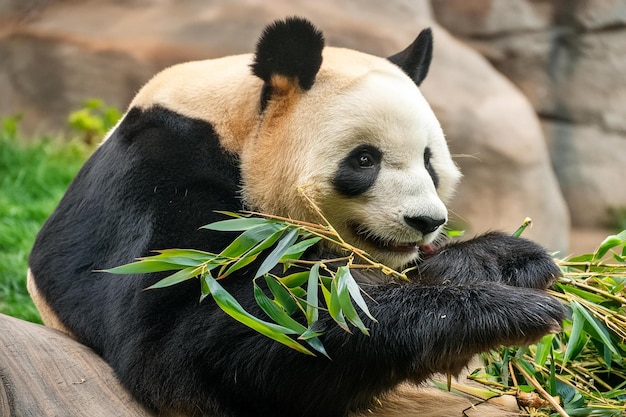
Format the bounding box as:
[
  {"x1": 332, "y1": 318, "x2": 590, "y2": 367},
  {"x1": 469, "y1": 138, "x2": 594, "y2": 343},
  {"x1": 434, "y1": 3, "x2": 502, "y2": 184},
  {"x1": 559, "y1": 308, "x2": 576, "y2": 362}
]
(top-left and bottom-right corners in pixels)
[{"x1": 351, "y1": 224, "x2": 420, "y2": 254}]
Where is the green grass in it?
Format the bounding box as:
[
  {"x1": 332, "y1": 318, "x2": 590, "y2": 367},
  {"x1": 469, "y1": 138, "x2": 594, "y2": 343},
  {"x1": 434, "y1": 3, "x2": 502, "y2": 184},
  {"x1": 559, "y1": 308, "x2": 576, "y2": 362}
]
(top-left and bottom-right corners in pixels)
[{"x1": 0, "y1": 116, "x2": 90, "y2": 322}]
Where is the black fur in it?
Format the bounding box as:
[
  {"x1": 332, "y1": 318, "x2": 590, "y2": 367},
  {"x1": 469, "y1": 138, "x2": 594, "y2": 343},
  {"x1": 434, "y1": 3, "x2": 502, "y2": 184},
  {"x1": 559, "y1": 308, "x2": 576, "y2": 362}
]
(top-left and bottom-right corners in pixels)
[
  {"x1": 251, "y1": 16, "x2": 324, "y2": 91},
  {"x1": 387, "y1": 28, "x2": 433, "y2": 86},
  {"x1": 424, "y1": 146, "x2": 439, "y2": 188},
  {"x1": 29, "y1": 19, "x2": 565, "y2": 417},
  {"x1": 332, "y1": 145, "x2": 382, "y2": 196}
]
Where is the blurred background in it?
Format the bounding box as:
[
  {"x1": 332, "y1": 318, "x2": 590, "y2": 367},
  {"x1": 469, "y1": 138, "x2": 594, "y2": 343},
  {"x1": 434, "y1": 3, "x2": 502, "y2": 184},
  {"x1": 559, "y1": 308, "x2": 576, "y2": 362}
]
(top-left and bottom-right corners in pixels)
[{"x1": 1, "y1": 0, "x2": 625, "y2": 256}]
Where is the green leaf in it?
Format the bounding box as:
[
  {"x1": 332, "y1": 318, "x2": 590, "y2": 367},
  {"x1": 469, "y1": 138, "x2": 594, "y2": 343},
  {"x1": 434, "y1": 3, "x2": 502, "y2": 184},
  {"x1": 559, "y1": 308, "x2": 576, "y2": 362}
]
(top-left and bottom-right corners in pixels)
[
  {"x1": 103, "y1": 260, "x2": 185, "y2": 275},
  {"x1": 328, "y1": 274, "x2": 349, "y2": 332},
  {"x1": 302, "y1": 335, "x2": 330, "y2": 359},
  {"x1": 219, "y1": 223, "x2": 285, "y2": 259},
  {"x1": 557, "y1": 282, "x2": 607, "y2": 304},
  {"x1": 573, "y1": 300, "x2": 620, "y2": 356},
  {"x1": 336, "y1": 267, "x2": 369, "y2": 335},
  {"x1": 279, "y1": 237, "x2": 322, "y2": 262},
  {"x1": 265, "y1": 275, "x2": 298, "y2": 315},
  {"x1": 152, "y1": 248, "x2": 216, "y2": 261},
  {"x1": 220, "y1": 253, "x2": 260, "y2": 277},
  {"x1": 220, "y1": 226, "x2": 290, "y2": 277},
  {"x1": 252, "y1": 279, "x2": 330, "y2": 358},
  {"x1": 200, "y1": 271, "x2": 211, "y2": 303},
  {"x1": 534, "y1": 333, "x2": 555, "y2": 367},
  {"x1": 549, "y1": 346, "x2": 556, "y2": 396},
  {"x1": 253, "y1": 280, "x2": 306, "y2": 333},
  {"x1": 343, "y1": 267, "x2": 377, "y2": 323},
  {"x1": 203, "y1": 273, "x2": 314, "y2": 356},
  {"x1": 567, "y1": 253, "x2": 594, "y2": 263},
  {"x1": 593, "y1": 231, "x2": 626, "y2": 261},
  {"x1": 305, "y1": 263, "x2": 320, "y2": 326},
  {"x1": 500, "y1": 348, "x2": 511, "y2": 387},
  {"x1": 255, "y1": 227, "x2": 299, "y2": 279},
  {"x1": 564, "y1": 306, "x2": 588, "y2": 364},
  {"x1": 278, "y1": 271, "x2": 310, "y2": 288},
  {"x1": 202, "y1": 217, "x2": 273, "y2": 231},
  {"x1": 146, "y1": 266, "x2": 202, "y2": 289}
]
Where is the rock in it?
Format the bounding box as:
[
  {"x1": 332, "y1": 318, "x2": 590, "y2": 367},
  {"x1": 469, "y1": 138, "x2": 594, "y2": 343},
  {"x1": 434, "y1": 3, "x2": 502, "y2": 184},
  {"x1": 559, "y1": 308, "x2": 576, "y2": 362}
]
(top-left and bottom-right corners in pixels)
[
  {"x1": 559, "y1": 0, "x2": 626, "y2": 30},
  {"x1": 431, "y1": 0, "x2": 549, "y2": 36},
  {"x1": 0, "y1": 0, "x2": 570, "y2": 251},
  {"x1": 544, "y1": 121, "x2": 626, "y2": 228},
  {"x1": 432, "y1": 0, "x2": 626, "y2": 233}
]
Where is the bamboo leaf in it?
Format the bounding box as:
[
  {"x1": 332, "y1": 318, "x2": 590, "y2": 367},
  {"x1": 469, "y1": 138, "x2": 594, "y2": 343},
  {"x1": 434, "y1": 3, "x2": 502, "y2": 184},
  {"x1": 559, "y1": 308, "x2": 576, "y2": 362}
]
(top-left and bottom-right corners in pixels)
[
  {"x1": 336, "y1": 267, "x2": 369, "y2": 335},
  {"x1": 573, "y1": 300, "x2": 620, "y2": 356},
  {"x1": 279, "y1": 237, "x2": 322, "y2": 262},
  {"x1": 305, "y1": 263, "x2": 320, "y2": 326},
  {"x1": 564, "y1": 307, "x2": 587, "y2": 365},
  {"x1": 220, "y1": 227, "x2": 289, "y2": 277},
  {"x1": 568, "y1": 253, "x2": 594, "y2": 263},
  {"x1": 265, "y1": 276, "x2": 299, "y2": 315},
  {"x1": 255, "y1": 228, "x2": 299, "y2": 279},
  {"x1": 152, "y1": 248, "x2": 216, "y2": 262},
  {"x1": 220, "y1": 253, "x2": 259, "y2": 277},
  {"x1": 202, "y1": 217, "x2": 272, "y2": 231},
  {"x1": 329, "y1": 274, "x2": 349, "y2": 332},
  {"x1": 534, "y1": 333, "x2": 555, "y2": 367},
  {"x1": 103, "y1": 260, "x2": 186, "y2": 275},
  {"x1": 594, "y1": 231, "x2": 626, "y2": 261},
  {"x1": 203, "y1": 273, "x2": 314, "y2": 356},
  {"x1": 146, "y1": 266, "x2": 202, "y2": 289},
  {"x1": 278, "y1": 271, "x2": 310, "y2": 288},
  {"x1": 342, "y1": 267, "x2": 377, "y2": 323},
  {"x1": 299, "y1": 326, "x2": 323, "y2": 340},
  {"x1": 302, "y1": 335, "x2": 330, "y2": 359},
  {"x1": 557, "y1": 283, "x2": 607, "y2": 304},
  {"x1": 243, "y1": 227, "x2": 288, "y2": 258},
  {"x1": 253, "y1": 280, "x2": 307, "y2": 333},
  {"x1": 219, "y1": 223, "x2": 285, "y2": 259}
]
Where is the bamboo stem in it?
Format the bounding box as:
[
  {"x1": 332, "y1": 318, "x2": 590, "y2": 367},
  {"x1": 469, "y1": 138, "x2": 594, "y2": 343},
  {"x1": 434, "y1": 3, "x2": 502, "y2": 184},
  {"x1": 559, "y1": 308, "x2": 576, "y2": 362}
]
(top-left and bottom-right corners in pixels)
[{"x1": 512, "y1": 360, "x2": 569, "y2": 417}]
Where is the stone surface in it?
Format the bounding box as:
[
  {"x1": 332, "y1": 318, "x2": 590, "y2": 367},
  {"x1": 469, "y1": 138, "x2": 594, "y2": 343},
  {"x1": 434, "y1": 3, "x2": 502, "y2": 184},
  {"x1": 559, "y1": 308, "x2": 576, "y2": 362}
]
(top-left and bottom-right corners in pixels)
[
  {"x1": 0, "y1": 0, "x2": 570, "y2": 251},
  {"x1": 544, "y1": 121, "x2": 626, "y2": 228},
  {"x1": 433, "y1": 0, "x2": 626, "y2": 232},
  {"x1": 432, "y1": 0, "x2": 549, "y2": 36}
]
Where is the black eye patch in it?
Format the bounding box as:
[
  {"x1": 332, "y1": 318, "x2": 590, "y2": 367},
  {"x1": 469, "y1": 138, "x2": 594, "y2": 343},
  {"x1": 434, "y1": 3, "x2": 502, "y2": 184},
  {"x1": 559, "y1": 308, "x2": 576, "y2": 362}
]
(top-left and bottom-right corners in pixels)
[
  {"x1": 333, "y1": 145, "x2": 382, "y2": 196},
  {"x1": 424, "y1": 147, "x2": 439, "y2": 188}
]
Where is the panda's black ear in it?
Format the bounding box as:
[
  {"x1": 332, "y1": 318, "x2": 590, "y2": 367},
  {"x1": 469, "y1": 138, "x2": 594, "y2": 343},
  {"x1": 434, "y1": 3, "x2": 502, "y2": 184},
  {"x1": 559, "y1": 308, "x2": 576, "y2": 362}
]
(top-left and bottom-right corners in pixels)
[
  {"x1": 252, "y1": 17, "x2": 325, "y2": 93},
  {"x1": 387, "y1": 28, "x2": 433, "y2": 86}
]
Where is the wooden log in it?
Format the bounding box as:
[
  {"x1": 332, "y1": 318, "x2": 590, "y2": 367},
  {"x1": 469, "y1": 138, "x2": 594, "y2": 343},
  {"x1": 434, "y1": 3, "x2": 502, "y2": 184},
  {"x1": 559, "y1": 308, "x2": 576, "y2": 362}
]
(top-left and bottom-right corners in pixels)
[{"x1": 0, "y1": 313, "x2": 154, "y2": 417}]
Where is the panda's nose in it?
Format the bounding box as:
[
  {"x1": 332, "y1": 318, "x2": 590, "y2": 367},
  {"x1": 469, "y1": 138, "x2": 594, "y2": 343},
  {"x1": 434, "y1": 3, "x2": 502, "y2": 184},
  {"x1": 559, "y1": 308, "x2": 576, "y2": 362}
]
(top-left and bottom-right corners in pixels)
[{"x1": 404, "y1": 216, "x2": 445, "y2": 235}]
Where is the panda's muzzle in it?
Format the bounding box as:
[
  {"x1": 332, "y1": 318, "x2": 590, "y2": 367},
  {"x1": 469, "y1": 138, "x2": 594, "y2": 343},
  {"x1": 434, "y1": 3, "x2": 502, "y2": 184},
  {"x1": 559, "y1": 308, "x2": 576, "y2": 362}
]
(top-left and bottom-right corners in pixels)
[{"x1": 350, "y1": 216, "x2": 444, "y2": 256}]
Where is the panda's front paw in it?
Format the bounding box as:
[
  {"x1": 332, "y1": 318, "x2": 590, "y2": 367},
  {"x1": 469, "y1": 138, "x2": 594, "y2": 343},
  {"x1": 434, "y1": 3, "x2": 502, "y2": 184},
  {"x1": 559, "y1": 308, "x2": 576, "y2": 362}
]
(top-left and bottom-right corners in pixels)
[
  {"x1": 417, "y1": 232, "x2": 560, "y2": 289},
  {"x1": 484, "y1": 232, "x2": 561, "y2": 289}
]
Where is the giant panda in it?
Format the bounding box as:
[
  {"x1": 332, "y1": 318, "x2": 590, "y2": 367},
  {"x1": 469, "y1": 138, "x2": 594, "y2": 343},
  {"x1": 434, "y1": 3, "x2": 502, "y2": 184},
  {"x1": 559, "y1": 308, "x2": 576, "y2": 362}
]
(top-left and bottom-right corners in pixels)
[{"x1": 28, "y1": 17, "x2": 564, "y2": 417}]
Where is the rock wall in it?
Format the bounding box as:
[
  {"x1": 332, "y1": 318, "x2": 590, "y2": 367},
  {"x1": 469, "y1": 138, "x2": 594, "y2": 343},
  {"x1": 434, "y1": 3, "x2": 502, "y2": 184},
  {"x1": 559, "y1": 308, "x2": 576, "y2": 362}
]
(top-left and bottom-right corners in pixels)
[
  {"x1": 433, "y1": 0, "x2": 626, "y2": 230},
  {"x1": 0, "y1": 0, "x2": 571, "y2": 252}
]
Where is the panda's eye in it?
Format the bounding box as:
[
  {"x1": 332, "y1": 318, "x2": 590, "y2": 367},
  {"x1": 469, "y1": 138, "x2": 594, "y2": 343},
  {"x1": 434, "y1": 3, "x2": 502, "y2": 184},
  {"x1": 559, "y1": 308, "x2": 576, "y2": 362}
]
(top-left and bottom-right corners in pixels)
[
  {"x1": 358, "y1": 153, "x2": 374, "y2": 168},
  {"x1": 333, "y1": 145, "x2": 382, "y2": 196},
  {"x1": 424, "y1": 148, "x2": 432, "y2": 170},
  {"x1": 424, "y1": 147, "x2": 439, "y2": 188}
]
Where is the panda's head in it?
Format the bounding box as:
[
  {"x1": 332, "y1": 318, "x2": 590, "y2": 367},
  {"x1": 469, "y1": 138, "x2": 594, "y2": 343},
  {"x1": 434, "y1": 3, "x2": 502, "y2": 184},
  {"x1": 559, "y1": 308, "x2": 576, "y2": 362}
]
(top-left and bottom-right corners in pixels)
[{"x1": 240, "y1": 17, "x2": 461, "y2": 270}]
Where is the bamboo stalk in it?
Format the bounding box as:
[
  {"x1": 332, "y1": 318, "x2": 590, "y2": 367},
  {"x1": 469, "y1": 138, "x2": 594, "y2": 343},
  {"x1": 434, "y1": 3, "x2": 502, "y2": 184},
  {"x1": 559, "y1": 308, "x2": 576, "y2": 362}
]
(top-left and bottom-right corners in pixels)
[{"x1": 512, "y1": 360, "x2": 569, "y2": 417}]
